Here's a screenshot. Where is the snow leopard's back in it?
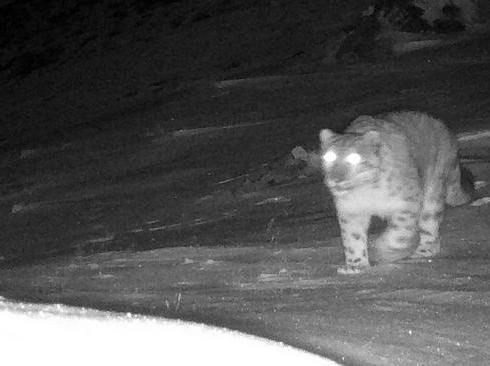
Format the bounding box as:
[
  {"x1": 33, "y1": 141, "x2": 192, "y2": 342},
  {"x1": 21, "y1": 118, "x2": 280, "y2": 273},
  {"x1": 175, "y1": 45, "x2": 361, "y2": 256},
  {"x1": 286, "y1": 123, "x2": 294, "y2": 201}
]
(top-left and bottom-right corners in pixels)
[{"x1": 346, "y1": 111, "x2": 470, "y2": 206}]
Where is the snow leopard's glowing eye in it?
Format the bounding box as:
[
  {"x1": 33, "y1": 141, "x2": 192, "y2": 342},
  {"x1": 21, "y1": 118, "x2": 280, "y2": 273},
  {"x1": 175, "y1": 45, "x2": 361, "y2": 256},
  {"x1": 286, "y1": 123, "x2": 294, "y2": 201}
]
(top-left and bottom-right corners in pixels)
[
  {"x1": 322, "y1": 150, "x2": 337, "y2": 163},
  {"x1": 345, "y1": 152, "x2": 361, "y2": 165}
]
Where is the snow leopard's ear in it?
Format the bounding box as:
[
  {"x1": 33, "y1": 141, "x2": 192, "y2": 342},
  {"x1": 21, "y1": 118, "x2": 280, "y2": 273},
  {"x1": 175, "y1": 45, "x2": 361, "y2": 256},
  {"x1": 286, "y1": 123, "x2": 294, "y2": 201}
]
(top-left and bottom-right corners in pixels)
[{"x1": 319, "y1": 129, "x2": 335, "y2": 147}]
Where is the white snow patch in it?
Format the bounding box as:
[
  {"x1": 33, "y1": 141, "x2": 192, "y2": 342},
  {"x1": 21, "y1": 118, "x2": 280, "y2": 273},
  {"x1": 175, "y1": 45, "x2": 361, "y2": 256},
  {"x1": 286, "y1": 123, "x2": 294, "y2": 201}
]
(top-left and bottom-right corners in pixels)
[
  {"x1": 94, "y1": 273, "x2": 116, "y2": 280},
  {"x1": 475, "y1": 181, "x2": 488, "y2": 190},
  {"x1": 470, "y1": 197, "x2": 490, "y2": 206},
  {"x1": 255, "y1": 196, "x2": 291, "y2": 206},
  {"x1": 0, "y1": 297, "x2": 337, "y2": 366},
  {"x1": 215, "y1": 75, "x2": 288, "y2": 88},
  {"x1": 85, "y1": 235, "x2": 115, "y2": 244},
  {"x1": 457, "y1": 130, "x2": 490, "y2": 142},
  {"x1": 258, "y1": 273, "x2": 282, "y2": 282},
  {"x1": 172, "y1": 120, "x2": 272, "y2": 137},
  {"x1": 130, "y1": 214, "x2": 236, "y2": 234}
]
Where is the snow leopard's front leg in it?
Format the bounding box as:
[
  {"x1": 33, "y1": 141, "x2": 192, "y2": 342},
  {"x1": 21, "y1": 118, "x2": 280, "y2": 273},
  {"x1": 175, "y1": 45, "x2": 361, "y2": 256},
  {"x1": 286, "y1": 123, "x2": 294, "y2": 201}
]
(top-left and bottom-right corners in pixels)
[{"x1": 337, "y1": 213, "x2": 370, "y2": 274}]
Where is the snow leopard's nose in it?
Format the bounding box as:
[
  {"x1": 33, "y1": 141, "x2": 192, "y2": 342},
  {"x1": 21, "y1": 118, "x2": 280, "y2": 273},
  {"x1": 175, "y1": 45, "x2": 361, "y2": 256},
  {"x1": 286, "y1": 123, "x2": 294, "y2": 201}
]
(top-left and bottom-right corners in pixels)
[{"x1": 329, "y1": 163, "x2": 349, "y2": 182}]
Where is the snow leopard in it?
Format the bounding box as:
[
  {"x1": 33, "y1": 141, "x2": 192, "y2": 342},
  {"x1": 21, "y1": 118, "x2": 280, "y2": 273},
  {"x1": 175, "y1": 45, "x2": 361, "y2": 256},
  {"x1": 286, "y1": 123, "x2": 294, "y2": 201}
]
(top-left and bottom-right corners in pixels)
[{"x1": 319, "y1": 111, "x2": 472, "y2": 274}]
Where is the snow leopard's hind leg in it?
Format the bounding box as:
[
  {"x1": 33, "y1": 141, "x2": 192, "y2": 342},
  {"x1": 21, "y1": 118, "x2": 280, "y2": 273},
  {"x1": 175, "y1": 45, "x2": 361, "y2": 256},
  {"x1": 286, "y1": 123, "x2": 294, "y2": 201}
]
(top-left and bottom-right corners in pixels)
[
  {"x1": 414, "y1": 157, "x2": 473, "y2": 259},
  {"x1": 412, "y1": 167, "x2": 447, "y2": 258},
  {"x1": 374, "y1": 206, "x2": 420, "y2": 263}
]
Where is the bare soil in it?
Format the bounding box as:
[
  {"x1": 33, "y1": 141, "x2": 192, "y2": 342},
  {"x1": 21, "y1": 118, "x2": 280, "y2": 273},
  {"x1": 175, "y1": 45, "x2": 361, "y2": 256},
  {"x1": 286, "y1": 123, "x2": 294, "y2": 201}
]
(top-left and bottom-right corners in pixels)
[{"x1": 0, "y1": 10, "x2": 490, "y2": 365}]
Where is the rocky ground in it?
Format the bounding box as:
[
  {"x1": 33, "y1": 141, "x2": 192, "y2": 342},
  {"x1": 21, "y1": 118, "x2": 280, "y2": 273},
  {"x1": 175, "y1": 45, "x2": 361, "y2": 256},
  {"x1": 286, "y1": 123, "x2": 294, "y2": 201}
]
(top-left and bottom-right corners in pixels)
[{"x1": 1, "y1": 1, "x2": 490, "y2": 365}]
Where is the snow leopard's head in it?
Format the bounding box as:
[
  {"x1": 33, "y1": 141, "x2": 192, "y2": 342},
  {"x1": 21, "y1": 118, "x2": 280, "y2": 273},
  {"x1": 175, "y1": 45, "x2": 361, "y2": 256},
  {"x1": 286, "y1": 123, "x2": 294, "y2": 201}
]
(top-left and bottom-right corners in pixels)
[{"x1": 319, "y1": 128, "x2": 381, "y2": 194}]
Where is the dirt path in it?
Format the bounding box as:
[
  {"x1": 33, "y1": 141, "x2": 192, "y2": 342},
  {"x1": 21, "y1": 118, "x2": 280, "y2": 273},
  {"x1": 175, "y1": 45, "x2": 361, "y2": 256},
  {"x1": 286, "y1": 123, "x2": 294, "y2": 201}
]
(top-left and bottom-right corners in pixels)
[
  {"x1": 1, "y1": 198, "x2": 489, "y2": 365},
  {"x1": 1, "y1": 31, "x2": 490, "y2": 365}
]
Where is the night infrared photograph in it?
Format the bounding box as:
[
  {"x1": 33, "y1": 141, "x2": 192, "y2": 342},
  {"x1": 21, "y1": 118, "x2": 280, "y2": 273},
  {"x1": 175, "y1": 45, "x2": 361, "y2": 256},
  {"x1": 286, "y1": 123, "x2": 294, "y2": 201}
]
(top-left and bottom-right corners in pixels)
[{"x1": 0, "y1": 0, "x2": 490, "y2": 365}]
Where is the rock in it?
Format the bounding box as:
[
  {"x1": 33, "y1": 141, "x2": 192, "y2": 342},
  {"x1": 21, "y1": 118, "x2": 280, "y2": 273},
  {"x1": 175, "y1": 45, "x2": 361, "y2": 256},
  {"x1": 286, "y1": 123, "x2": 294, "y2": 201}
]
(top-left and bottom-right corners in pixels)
[{"x1": 291, "y1": 146, "x2": 309, "y2": 161}]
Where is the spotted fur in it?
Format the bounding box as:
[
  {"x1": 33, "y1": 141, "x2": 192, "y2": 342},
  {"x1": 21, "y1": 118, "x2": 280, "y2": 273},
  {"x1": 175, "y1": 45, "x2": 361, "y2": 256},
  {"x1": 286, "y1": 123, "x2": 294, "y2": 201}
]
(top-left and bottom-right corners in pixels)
[{"x1": 319, "y1": 111, "x2": 472, "y2": 274}]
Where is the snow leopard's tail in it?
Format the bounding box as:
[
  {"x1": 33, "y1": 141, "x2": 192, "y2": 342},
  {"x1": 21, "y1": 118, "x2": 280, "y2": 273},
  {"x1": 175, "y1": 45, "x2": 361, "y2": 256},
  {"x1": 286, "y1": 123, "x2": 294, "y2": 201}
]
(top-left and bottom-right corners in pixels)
[{"x1": 446, "y1": 162, "x2": 474, "y2": 206}]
